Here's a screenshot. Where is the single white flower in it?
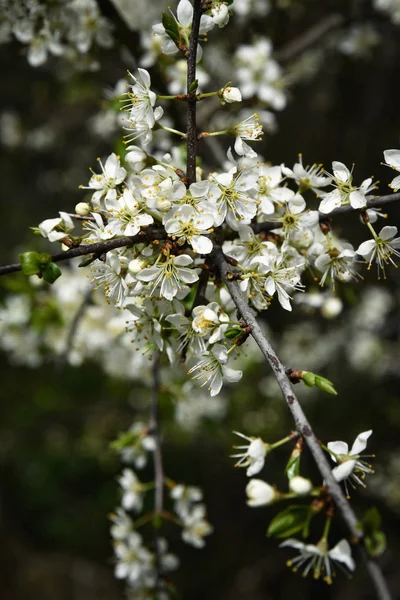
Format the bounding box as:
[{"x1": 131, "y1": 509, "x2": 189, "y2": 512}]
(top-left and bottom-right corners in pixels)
[
  {"x1": 232, "y1": 113, "x2": 263, "y2": 158},
  {"x1": 315, "y1": 247, "x2": 358, "y2": 287},
  {"x1": 318, "y1": 161, "x2": 377, "y2": 214},
  {"x1": 327, "y1": 430, "x2": 374, "y2": 494},
  {"x1": 38, "y1": 211, "x2": 74, "y2": 242},
  {"x1": 123, "y1": 105, "x2": 164, "y2": 146},
  {"x1": 152, "y1": 0, "x2": 214, "y2": 61},
  {"x1": 280, "y1": 537, "x2": 355, "y2": 583},
  {"x1": 118, "y1": 468, "x2": 145, "y2": 512},
  {"x1": 105, "y1": 188, "x2": 154, "y2": 237},
  {"x1": 119, "y1": 422, "x2": 156, "y2": 468},
  {"x1": 181, "y1": 504, "x2": 213, "y2": 548},
  {"x1": 136, "y1": 254, "x2": 198, "y2": 301},
  {"x1": 211, "y1": 3, "x2": 230, "y2": 27},
  {"x1": 383, "y1": 148, "x2": 400, "y2": 191},
  {"x1": 91, "y1": 253, "x2": 129, "y2": 307},
  {"x1": 123, "y1": 68, "x2": 158, "y2": 127},
  {"x1": 208, "y1": 165, "x2": 258, "y2": 229},
  {"x1": 84, "y1": 153, "x2": 127, "y2": 206},
  {"x1": 254, "y1": 254, "x2": 304, "y2": 312},
  {"x1": 164, "y1": 204, "x2": 213, "y2": 254},
  {"x1": 110, "y1": 508, "x2": 134, "y2": 540},
  {"x1": 281, "y1": 155, "x2": 330, "y2": 193},
  {"x1": 188, "y1": 343, "x2": 242, "y2": 396},
  {"x1": 114, "y1": 532, "x2": 153, "y2": 584},
  {"x1": 170, "y1": 484, "x2": 203, "y2": 518},
  {"x1": 357, "y1": 225, "x2": 400, "y2": 276},
  {"x1": 232, "y1": 431, "x2": 268, "y2": 476},
  {"x1": 246, "y1": 479, "x2": 276, "y2": 506}
]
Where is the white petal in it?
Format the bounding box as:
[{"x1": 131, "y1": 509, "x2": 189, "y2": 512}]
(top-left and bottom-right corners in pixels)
[
  {"x1": 384, "y1": 149, "x2": 400, "y2": 169},
  {"x1": 319, "y1": 190, "x2": 342, "y2": 214},
  {"x1": 332, "y1": 460, "x2": 356, "y2": 482},
  {"x1": 191, "y1": 235, "x2": 213, "y2": 254},
  {"x1": 329, "y1": 539, "x2": 355, "y2": 571},
  {"x1": 379, "y1": 225, "x2": 398, "y2": 241},
  {"x1": 349, "y1": 190, "x2": 367, "y2": 209},
  {"x1": 332, "y1": 161, "x2": 351, "y2": 182},
  {"x1": 350, "y1": 430, "x2": 372, "y2": 456},
  {"x1": 177, "y1": 0, "x2": 193, "y2": 27},
  {"x1": 327, "y1": 441, "x2": 349, "y2": 458},
  {"x1": 357, "y1": 239, "x2": 376, "y2": 256}
]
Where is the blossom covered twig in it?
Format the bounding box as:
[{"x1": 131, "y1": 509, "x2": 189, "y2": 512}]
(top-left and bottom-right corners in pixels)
[{"x1": 213, "y1": 246, "x2": 392, "y2": 600}]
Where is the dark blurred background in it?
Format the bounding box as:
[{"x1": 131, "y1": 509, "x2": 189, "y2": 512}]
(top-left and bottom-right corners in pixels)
[{"x1": 2, "y1": 0, "x2": 400, "y2": 598}]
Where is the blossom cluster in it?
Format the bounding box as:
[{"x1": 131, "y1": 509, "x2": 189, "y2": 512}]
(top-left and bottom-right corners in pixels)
[
  {"x1": 0, "y1": 0, "x2": 113, "y2": 68},
  {"x1": 110, "y1": 421, "x2": 212, "y2": 596},
  {"x1": 232, "y1": 428, "x2": 374, "y2": 582},
  {"x1": 32, "y1": 47, "x2": 400, "y2": 398}
]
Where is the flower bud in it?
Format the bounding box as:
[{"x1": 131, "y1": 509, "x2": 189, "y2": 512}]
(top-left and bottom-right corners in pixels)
[
  {"x1": 289, "y1": 476, "x2": 312, "y2": 496},
  {"x1": 246, "y1": 479, "x2": 275, "y2": 507},
  {"x1": 156, "y1": 198, "x2": 172, "y2": 212},
  {"x1": 128, "y1": 258, "x2": 145, "y2": 274},
  {"x1": 75, "y1": 202, "x2": 91, "y2": 216},
  {"x1": 222, "y1": 87, "x2": 242, "y2": 104}
]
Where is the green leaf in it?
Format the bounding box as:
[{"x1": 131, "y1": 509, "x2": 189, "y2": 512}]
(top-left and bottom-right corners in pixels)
[
  {"x1": 78, "y1": 254, "x2": 98, "y2": 268},
  {"x1": 285, "y1": 455, "x2": 300, "y2": 480},
  {"x1": 315, "y1": 375, "x2": 337, "y2": 395},
  {"x1": 38, "y1": 253, "x2": 52, "y2": 267},
  {"x1": 189, "y1": 79, "x2": 199, "y2": 94},
  {"x1": 365, "y1": 531, "x2": 387, "y2": 557},
  {"x1": 162, "y1": 12, "x2": 180, "y2": 45},
  {"x1": 224, "y1": 327, "x2": 242, "y2": 340},
  {"x1": 362, "y1": 507, "x2": 382, "y2": 532},
  {"x1": 19, "y1": 251, "x2": 41, "y2": 275},
  {"x1": 267, "y1": 505, "x2": 310, "y2": 539},
  {"x1": 181, "y1": 281, "x2": 198, "y2": 311},
  {"x1": 42, "y1": 262, "x2": 62, "y2": 284},
  {"x1": 302, "y1": 371, "x2": 315, "y2": 387}
]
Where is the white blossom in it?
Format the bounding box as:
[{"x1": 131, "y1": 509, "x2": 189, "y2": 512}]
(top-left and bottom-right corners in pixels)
[
  {"x1": 188, "y1": 344, "x2": 242, "y2": 396},
  {"x1": 328, "y1": 430, "x2": 374, "y2": 493},
  {"x1": 280, "y1": 538, "x2": 355, "y2": 583},
  {"x1": 232, "y1": 431, "x2": 267, "y2": 476},
  {"x1": 356, "y1": 225, "x2": 400, "y2": 276}
]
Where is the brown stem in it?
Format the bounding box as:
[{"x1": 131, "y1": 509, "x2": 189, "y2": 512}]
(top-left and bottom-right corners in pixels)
[
  {"x1": 186, "y1": 0, "x2": 203, "y2": 186},
  {"x1": 150, "y1": 352, "x2": 164, "y2": 591}
]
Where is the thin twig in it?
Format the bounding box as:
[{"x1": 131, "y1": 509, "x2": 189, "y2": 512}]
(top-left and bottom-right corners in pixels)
[
  {"x1": 275, "y1": 13, "x2": 345, "y2": 63},
  {"x1": 186, "y1": 0, "x2": 203, "y2": 185},
  {"x1": 0, "y1": 192, "x2": 399, "y2": 278},
  {"x1": 213, "y1": 246, "x2": 392, "y2": 600},
  {"x1": 0, "y1": 226, "x2": 166, "y2": 276},
  {"x1": 252, "y1": 191, "x2": 400, "y2": 234},
  {"x1": 57, "y1": 288, "x2": 92, "y2": 367},
  {"x1": 150, "y1": 352, "x2": 164, "y2": 591}
]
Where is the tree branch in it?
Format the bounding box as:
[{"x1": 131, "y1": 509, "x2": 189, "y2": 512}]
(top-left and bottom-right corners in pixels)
[
  {"x1": 58, "y1": 288, "x2": 92, "y2": 367},
  {"x1": 0, "y1": 190, "x2": 399, "y2": 278},
  {"x1": 275, "y1": 13, "x2": 345, "y2": 63},
  {"x1": 150, "y1": 351, "x2": 164, "y2": 591},
  {"x1": 251, "y1": 191, "x2": 400, "y2": 234},
  {"x1": 213, "y1": 246, "x2": 392, "y2": 600},
  {"x1": 186, "y1": 0, "x2": 203, "y2": 185},
  {"x1": 0, "y1": 226, "x2": 166, "y2": 276}
]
